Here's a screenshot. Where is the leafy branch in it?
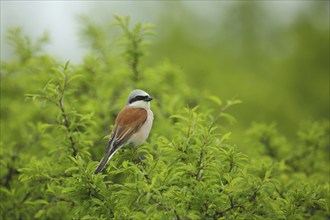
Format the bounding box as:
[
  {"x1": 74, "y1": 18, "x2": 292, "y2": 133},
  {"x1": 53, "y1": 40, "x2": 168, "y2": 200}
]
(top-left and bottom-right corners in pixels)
[
  {"x1": 195, "y1": 131, "x2": 211, "y2": 181},
  {"x1": 113, "y1": 14, "x2": 154, "y2": 81},
  {"x1": 211, "y1": 195, "x2": 242, "y2": 219},
  {"x1": 6, "y1": 27, "x2": 49, "y2": 63},
  {"x1": 25, "y1": 61, "x2": 80, "y2": 157},
  {"x1": 194, "y1": 97, "x2": 241, "y2": 181}
]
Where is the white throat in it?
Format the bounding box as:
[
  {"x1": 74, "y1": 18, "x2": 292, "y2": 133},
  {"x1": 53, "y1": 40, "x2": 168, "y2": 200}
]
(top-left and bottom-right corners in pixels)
[{"x1": 128, "y1": 100, "x2": 150, "y2": 109}]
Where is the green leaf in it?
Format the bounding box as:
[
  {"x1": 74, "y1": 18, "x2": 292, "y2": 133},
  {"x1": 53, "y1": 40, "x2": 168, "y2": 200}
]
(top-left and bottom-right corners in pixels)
[
  {"x1": 67, "y1": 74, "x2": 83, "y2": 84},
  {"x1": 170, "y1": 114, "x2": 187, "y2": 121},
  {"x1": 220, "y1": 113, "x2": 236, "y2": 124},
  {"x1": 34, "y1": 209, "x2": 45, "y2": 219},
  {"x1": 143, "y1": 23, "x2": 155, "y2": 30},
  {"x1": 208, "y1": 95, "x2": 222, "y2": 106},
  {"x1": 52, "y1": 67, "x2": 65, "y2": 78},
  {"x1": 227, "y1": 99, "x2": 242, "y2": 107},
  {"x1": 64, "y1": 60, "x2": 70, "y2": 70},
  {"x1": 220, "y1": 132, "x2": 232, "y2": 142},
  {"x1": 25, "y1": 199, "x2": 48, "y2": 205},
  {"x1": 91, "y1": 198, "x2": 104, "y2": 206},
  {"x1": 133, "y1": 22, "x2": 142, "y2": 34},
  {"x1": 65, "y1": 166, "x2": 79, "y2": 174}
]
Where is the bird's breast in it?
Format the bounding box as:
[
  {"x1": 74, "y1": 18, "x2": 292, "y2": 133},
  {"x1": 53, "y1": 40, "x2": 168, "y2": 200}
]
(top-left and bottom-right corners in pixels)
[{"x1": 129, "y1": 109, "x2": 154, "y2": 146}]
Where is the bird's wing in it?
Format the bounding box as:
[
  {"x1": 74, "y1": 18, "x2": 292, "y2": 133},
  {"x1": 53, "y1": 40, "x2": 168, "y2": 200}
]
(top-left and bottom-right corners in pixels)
[
  {"x1": 113, "y1": 107, "x2": 148, "y2": 146},
  {"x1": 94, "y1": 107, "x2": 147, "y2": 174}
]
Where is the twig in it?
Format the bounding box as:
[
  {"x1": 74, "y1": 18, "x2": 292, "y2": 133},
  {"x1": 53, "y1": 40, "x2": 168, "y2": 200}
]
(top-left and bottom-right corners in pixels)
[
  {"x1": 174, "y1": 209, "x2": 181, "y2": 220},
  {"x1": 59, "y1": 97, "x2": 77, "y2": 157},
  {"x1": 57, "y1": 70, "x2": 77, "y2": 157},
  {"x1": 195, "y1": 150, "x2": 204, "y2": 181},
  {"x1": 131, "y1": 37, "x2": 140, "y2": 81},
  {"x1": 211, "y1": 195, "x2": 242, "y2": 219},
  {"x1": 4, "y1": 156, "x2": 20, "y2": 188}
]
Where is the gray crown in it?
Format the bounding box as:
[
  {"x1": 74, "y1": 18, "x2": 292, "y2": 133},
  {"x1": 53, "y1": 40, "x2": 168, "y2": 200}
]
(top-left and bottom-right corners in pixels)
[{"x1": 126, "y1": 89, "x2": 151, "y2": 105}]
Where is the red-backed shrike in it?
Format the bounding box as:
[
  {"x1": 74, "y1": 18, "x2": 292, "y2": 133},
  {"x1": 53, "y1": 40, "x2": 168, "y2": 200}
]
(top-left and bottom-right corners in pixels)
[{"x1": 94, "y1": 89, "x2": 154, "y2": 174}]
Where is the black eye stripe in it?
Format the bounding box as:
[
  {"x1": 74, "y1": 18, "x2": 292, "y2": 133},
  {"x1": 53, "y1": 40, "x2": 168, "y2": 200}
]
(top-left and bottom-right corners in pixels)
[{"x1": 129, "y1": 95, "x2": 148, "y2": 104}]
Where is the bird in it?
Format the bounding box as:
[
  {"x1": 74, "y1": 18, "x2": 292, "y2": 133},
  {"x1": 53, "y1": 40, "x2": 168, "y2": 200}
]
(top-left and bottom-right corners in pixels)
[{"x1": 94, "y1": 89, "x2": 154, "y2": 174}]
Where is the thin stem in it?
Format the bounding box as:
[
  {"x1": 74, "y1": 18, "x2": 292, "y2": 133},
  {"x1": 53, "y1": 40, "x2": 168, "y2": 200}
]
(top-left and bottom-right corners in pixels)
[
  {"x1": 174, "y1": 209, "x2": 181, "y2": 220},
  {"x1": 131, "y1": 37, "x2": 139, "y2": 81},
  {"x1": 195, "y1": 150, "x2": 204, "y2": 181},
  {"x1": 59, "y1": 97, "x2": 77, "y2": 157},
  {"x1": 57, "y1": 70, "x2": 77, "y2": 157},
  {"x1": 211, "y1": 195, "x2": 242, "y2": 219},
  {"x1": 196, "y1": 135, "x2": 209, "y2": 181},
  {"x1": 3, "y1": 156, "x2": 20, "y2": 188},
  {"x1": 116, "y1": 17, "x2": 141, "y2": 81}
]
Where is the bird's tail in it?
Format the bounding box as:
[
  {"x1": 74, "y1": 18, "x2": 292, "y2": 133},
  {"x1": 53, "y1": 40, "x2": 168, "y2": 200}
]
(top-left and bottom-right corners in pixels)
[
  {"x1": 94, "y1": 155, "x2": 110, "y2": 174},
  {"x1": 94, "y1": 140, "x2": 119, "y2": 174}
]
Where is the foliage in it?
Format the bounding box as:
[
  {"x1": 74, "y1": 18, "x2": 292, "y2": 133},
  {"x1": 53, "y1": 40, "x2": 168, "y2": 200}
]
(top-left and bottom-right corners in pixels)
[
  {"x1": 1, "y1": 15, "x2": 329, "y2": 219},
  {"x1": 148, "y1": 1, "x2": 329, "y2": 142}
]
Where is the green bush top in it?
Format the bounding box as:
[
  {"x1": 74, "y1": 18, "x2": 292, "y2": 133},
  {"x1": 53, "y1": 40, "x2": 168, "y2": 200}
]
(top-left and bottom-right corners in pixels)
[{"x1": 1, "y1": 15, "x2": 329, "y2": 220}]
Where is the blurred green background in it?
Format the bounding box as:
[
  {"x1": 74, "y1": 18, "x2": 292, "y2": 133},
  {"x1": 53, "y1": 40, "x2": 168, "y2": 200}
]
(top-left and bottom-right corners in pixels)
[
  {"x1": 2, "y1": 1, "x2": 329, "y2": 145},
  {"x1": 146, "y1": 1, "x2": 330, "y2": 145}
]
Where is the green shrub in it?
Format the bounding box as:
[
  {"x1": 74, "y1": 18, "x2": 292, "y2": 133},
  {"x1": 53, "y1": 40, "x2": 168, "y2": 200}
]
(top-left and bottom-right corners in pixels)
[{"x1": 1, "y1": 15, "x2": 329, "y2": 219}]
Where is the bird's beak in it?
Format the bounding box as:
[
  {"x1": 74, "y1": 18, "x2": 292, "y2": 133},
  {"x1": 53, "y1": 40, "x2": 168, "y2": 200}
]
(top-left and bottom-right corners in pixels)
[{"x1": 144, "y1": 96, "x2": 153, "y2": 102}]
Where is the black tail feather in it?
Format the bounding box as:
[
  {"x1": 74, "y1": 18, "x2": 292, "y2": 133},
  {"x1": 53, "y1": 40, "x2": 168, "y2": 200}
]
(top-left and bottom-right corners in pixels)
[
  {"x1": 94, "y1": 156, "x2": 109, "y2": 174},
  {"x1": 94, "y1": 140, "x2": 121, "y2": 174}
]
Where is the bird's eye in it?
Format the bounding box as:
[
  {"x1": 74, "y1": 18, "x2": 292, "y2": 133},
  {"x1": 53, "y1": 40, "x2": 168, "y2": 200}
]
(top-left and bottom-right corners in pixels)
[
  {"x1": 129, "y1": 95, "x2": 148, "y2": 104},
  {"x1": 136, "y1": 95, "x2": 147, "y2": 100}
]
